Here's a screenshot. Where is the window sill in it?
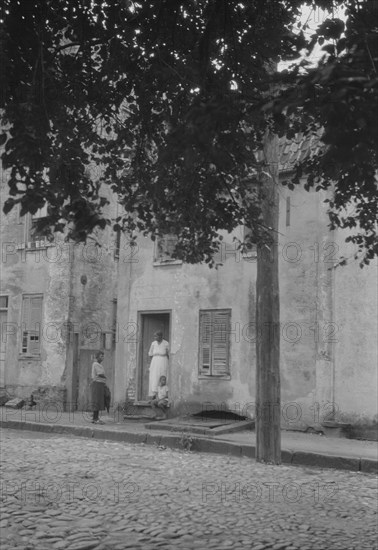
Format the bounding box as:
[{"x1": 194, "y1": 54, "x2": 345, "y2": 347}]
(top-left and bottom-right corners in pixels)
[
  {"x1": 19, "y1": 355, "x2": 41, "y2": 361},
  {"x1": 198, "y1": 375, "x2": 231, "y2": 380},
  {"x1": 153, "y1": 260, "x2": 183, "y2": 267}
]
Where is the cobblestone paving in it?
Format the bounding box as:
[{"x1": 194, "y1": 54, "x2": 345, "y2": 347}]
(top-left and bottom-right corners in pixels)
[{"x1": 0, "y1": 429, "x2": 377, "y2": 550}]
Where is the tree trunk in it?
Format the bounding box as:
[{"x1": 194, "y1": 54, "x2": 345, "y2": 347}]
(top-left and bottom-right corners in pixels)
[{"x1": 255, "y1": 131, "x2": 281, "y2": 464}]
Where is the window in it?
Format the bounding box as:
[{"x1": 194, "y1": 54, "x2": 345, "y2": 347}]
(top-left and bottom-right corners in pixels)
[
  {"x1": 154, "y1": 234, "x2": 180, "y2": 263},
  {"x1": 114, "y1": 230, "x2": 121, "y2": 259},
  {"x1": 0, "y1": 296, "x2": 9, "y2": 309},
  {"x1": 21, "y1": 295, "x2": 43, "y2": 355},
  {"x1": 22, "y1": 205, "x2": 49, "y2": 248},
  {"x1": 199, "y1": 309, "x2": 231, "y2": 377},
  {"x1": 242, "y1": 226, "x2": 257, "y2": 260}
]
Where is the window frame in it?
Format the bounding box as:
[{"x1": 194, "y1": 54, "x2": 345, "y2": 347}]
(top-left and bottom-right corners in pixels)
[
  {"x1": 18, "y1": 207, "x2": 50, "y2": 250},
  {"x1": 241, "y1": 226, "x2": 258, "y2": 261},
  {"x1": 0, "y1": 296, "x2": 9, "y2": 310},
  {"x1": 114, "y1": 229, "x2": 121, "y2": 260},
  {"x1": 20, "y1": 294, "x2": 43, "y2": 357},
  {"x1": 153, "y1": 234, "x2": 182, "y2": 265},
  {"x1": 198, "y1": 309, "x2": 231, "y2": 379}
]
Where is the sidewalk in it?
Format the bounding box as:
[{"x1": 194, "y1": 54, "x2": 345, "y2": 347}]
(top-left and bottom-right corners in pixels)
[{"x1": 1, "y1": 406, "x2": 377, "y2": 474}]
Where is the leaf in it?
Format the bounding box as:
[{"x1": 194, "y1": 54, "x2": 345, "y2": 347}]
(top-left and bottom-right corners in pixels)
[{"x1": 3, "y1": 199, "x2": 15, "y2": 214}]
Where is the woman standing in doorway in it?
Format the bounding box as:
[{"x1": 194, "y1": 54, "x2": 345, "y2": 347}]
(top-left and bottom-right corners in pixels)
[
  {"x1": 148, "y1": 331, "x2": 169, "y2": 398},
  {"x1": 90, "y1": 350, "x2": 106, "y2": 424}
]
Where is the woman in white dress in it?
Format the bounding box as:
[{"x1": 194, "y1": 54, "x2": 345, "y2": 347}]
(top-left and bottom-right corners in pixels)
[{"x1": 148, "y1": 331, "x2": 169, "y2": 397}]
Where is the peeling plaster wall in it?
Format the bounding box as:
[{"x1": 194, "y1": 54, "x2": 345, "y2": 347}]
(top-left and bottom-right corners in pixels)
[
  {"x1": 279, "y1": 181, "x2": 377, "y2": 433},
  {"x1": 114, "y1": 229, "x2": 257, "y2": 416},
  {"x1": 0, "y1": 187, "x2": 70, "y2": 404},
  {"x1": 1, "y1": 166, "x2": 119, "y2": 408},
  {"x1": 333, "y1": 234, "x2": 377, "y2": 431},
  {"x1": 114, "y1": 183, "x2": 377, "y2": 432},
  {"x1": 278, "y1": 184, "x2": 336, "y2": 429}
]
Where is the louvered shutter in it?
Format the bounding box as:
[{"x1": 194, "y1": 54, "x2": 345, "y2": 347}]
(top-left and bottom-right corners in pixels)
[
  {"x1": 199, "y1": 311, "x2": 212, "y2": 374},
  {"x1": 21, "y1": 297, "x2": 31, "y2": 353},
  {"x1": 212, "y1": 311, "x2": 230, "y2": 375},
  {"x1": 21, "y1": 296, "x2": 42, "y2": 354},
  {"x1": 199, "y1": 310, "x2": 230, "y2": 376},
  {"x1": 29, "y1": 297, "x2": 42, "y2": 354}
]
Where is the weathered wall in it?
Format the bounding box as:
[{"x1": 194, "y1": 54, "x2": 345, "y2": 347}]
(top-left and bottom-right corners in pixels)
[
  {"x1": 278, "y1": 184, "x2": 337, "y2": 429},
  {"x1": 63, "y1": 182, "x2": 119, "y2": 407},
  {"x1": 114, "y1": 229, "x2": 258, "y2": 416},
  {"x1": 2, "y1": 151, "x2": 376, "y2": 431},
  {"x1": 1, "y1": 172, "x2": 70, "y2": 404},
  {"x1": 0, "y1": 162, "x2": 119, "y2": 409},
  {"x1": 278, "y1": 181, "x2": 377, "y2": 434},
  {"x1": 114, "y1": 180, "x2": 377, "y2": 434},
  {"x1": 333, "y1": 232, "x2": 377, "y2": 435}
]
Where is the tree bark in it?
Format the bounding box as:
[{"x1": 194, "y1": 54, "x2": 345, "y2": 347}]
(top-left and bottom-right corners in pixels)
[{"x1": 255, "y1": 131, "x2": 281, "y2": 464}]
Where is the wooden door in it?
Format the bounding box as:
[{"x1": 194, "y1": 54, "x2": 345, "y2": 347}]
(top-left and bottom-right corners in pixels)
[{"x1": 139, "y1": 313, "x2": 170, "y2": 401}]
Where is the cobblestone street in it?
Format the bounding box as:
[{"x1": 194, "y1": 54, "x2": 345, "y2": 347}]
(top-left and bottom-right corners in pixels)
[{"x1": 0, "y1": 429, "x2": 377, "y2": 550}]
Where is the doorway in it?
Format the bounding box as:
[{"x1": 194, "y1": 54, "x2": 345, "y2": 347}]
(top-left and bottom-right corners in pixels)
[{"x1": 137, "y1": 311, "x2": 170, "y2": 402}]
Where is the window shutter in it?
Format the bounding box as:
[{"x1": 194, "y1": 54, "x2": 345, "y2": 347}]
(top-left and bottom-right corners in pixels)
[
  {"x1": 212, "y1": 311, "x2": 230, "y2": 375},
  {"x1": 29, "y1": 297, "x2": 42, "y2": 354},
  {"x1": 22, "y1": 296, "x2": 31, "y2": 327},
  {"x1": 199, "y1": 311, "x2": 212, "y2": 374},
  {"x1": 21, "y1": 296, "x2": 31, "y2": 354},
  {"x1": 21, "y1": 296, "x2": 42, "y2": 355},
  {"x1": 114, "y1": 230, "x2": 121, "y2": 259},
  {"x1": 199, "y1": 310, "x2": 230, "y2": 376},
  {"x1": 30, "y1": 297, "x2": 42, "y2": 329}
]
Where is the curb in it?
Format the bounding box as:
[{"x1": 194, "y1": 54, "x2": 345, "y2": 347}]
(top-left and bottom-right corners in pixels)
[{"x1": 1, "y1": 420, "x2": 376, "y2": 474}]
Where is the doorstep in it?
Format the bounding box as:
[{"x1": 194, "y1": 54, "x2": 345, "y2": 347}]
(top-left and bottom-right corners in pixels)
[{"x1": 145, "y1": 416, "x2": 255, "y2": 437}]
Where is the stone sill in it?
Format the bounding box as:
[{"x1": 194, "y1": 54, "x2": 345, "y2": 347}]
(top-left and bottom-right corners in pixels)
[
  {"x1": 18, "y1": 355, "x2": 41, "y2": 361},
  {"x1": 153, "y1": 260, "x2": 183, "y2": 267}
]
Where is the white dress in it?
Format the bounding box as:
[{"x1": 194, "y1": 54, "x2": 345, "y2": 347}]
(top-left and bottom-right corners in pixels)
[{"x1": 148, "y1": 340, "x2": 169, "y2": 396}]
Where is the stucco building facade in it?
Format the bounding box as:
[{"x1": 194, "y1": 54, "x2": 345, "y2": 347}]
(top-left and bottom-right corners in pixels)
[
  {"x1": 0, "y1": 164, "x2": 120, "y2": 410},
  {"x1": 113, "y1": 180, "x2": 377, "y2": 437},
  {"x1": 1, "y1": 145, "x2": 377, "y2": 438}
]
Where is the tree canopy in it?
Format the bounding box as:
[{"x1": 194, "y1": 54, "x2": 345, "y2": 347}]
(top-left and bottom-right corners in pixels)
[
  {"x1": 1, "y1": 0, "x2": 376, "y2": 265},
  {"x1": 269, "y1": 0, "x2": 378, "y2": 266}
]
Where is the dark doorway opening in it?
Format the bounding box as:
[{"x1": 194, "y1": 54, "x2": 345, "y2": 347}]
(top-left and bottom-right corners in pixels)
[{"x1": 138, "y1": 311, "x2": 170, "y2": 402}]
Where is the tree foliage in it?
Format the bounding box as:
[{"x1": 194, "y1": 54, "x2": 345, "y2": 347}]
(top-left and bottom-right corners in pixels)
[
  {"x1": 1, "y1": 0, "x2": 376, "y2": 264},
  {"x1": 268, "y1": 0, "x2": 378, "y2": 265}
]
